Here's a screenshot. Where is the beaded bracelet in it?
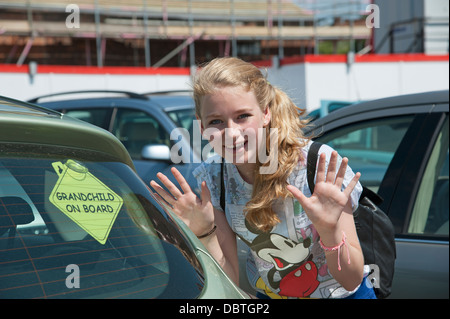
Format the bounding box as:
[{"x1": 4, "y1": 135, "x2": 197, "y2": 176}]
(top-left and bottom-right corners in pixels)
[
  {"x1": 197, "y1": 225, "x2": 217, "y2": 239},
  {"x1": 319, "y1": 231, "x2": 350, "y2": 271}
]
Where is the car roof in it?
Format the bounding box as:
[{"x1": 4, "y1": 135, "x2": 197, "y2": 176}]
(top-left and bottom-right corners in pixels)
[
  {"x1": 310, "y1": 90, "x2": 449, "y2": 128},
  {"x1": 27, "y1": 90, "x2": 148, "y2": 104},
  {"x1": 0, "y1": 95, "x2": 134, "y2": 169},
  {"x1": 29, "y1": 90, "x2": 194, "y2": 112},
  {"x1": 147, "y1": 94, "x2": 194, "y2": 111}
]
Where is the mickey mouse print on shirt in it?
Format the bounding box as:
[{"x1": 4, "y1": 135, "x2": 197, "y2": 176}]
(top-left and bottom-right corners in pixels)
[{"x1": 238, "y1": 219, "x2": 320, "y2": 298}]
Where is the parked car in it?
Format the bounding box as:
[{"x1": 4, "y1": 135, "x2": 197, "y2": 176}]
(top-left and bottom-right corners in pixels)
[
  {"x1": 0, "y1": 95, "x2": 247, "y2": 299},
  {"x1": 30, "y1": 90, "x2": 209, "y2": 191},
  {"x1": 307, "y1": 99, "x2": 356, "y2": 121},
  {"x1": 306, "y1": 90, "x2": 449, "y2": 298}
]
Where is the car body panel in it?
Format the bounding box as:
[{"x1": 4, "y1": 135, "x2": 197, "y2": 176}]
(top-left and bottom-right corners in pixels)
[{"x1": 392, "y1": 239, "x2": 448, "y2": 299}]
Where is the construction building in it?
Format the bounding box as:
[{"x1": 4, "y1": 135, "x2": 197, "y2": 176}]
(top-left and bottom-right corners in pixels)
[{"x1": 0, "y1": 0, "x2": 373, "y2": 67}]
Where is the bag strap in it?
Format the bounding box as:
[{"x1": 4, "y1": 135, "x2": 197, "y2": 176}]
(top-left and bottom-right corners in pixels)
[
  {"x1": 307, "y1": 141, "x2": 323, "y2": 194},
  {"x1": 220, "y1": 159, "x2": 225, "y2": 211}
]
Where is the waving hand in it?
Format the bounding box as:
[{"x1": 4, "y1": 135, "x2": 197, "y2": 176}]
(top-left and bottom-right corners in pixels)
[
  {"x1": 287, "y1": 151, "x2": 361, "y2": 232},
  {"x1": 150, "y1": 167, "x2": 215, "y2": 237}
]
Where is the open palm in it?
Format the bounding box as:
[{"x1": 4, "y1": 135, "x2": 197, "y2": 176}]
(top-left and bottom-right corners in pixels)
[
  {"x1": 150, "y1": 167, "x2": 215, "y2": 237},
  {"x1": 287, "y1": 151, "x2": 360, "y2": 231}
]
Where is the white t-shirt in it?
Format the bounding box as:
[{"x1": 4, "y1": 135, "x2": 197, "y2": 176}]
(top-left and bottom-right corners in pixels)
[{"x1": 193, "y1": 141, "x2": 363, "y2": 298}]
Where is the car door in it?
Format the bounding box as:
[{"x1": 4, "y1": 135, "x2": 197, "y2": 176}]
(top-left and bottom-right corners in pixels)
[
  {"x1": 313, "y1": 104, "x2": 449, "y2": 298},
  {"x1": 380, "y1": 110, "x2": 449, "y2": 298}
]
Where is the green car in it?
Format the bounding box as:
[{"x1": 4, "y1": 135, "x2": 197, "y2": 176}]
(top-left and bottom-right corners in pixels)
[{"x1": 0, "y1": 95, "x2": 247, "y2": 299}]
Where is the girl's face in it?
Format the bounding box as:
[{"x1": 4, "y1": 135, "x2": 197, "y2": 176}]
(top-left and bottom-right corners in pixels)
[{"x1": 198, "y1": 86, "x2": 271, "y2": 171}]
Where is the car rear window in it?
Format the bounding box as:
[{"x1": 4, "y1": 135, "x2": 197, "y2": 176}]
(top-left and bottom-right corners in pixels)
[{"x1": 0, "y1": 144, "x2": 204, "y2": 299}]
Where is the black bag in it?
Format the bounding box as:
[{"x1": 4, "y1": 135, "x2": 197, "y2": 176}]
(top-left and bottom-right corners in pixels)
[{"x1": 306, "y1": 141, "x2": 396, "y2": 299}]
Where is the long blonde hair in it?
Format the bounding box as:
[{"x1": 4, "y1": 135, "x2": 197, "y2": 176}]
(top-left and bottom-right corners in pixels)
[{"x1": 193, "y1": 57, "x2": 311, "y2": 232}]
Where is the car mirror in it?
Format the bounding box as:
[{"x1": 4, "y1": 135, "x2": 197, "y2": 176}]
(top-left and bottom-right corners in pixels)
[{"x1": 141, "y1": 144, "x2": 171, "y2": 162}]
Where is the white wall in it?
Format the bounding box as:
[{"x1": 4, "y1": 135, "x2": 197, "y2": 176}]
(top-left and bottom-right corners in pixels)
[
  {"x1": 0, "y1": 55, "x2": 448, "y2": 112},
  {"x1": 266, "y1": 62, "x2": 307, "y2": 108},
  {"x1": 266, "y1": 56, "x2": 449, "y2": 111}
]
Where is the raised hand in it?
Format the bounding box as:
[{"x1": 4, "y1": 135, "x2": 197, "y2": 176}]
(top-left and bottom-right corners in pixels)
[
  {"x1": 287, "y1": 151, "x2": 361, "y2": 232},
  {"x1": 149, "y1": 167, "x2": 215, "y2": 237}
]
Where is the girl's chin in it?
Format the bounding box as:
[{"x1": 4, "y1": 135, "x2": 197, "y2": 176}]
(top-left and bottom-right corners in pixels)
[{"x1": 223, "y1": 153, "x2": 258, "y2": 165}]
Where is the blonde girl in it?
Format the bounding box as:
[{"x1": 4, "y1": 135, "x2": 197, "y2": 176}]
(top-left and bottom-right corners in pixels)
[{"x1": 150, "y1": 57, "x2": 376, "y2": 299}]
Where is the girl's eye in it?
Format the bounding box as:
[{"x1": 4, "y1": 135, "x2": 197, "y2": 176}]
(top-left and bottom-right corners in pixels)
[
  {"x1": 238, "y1": 113, "x2": 251, "y2": 119},
  {"x1": 208, "y1": 119, "x2": 222, "y2": 125}
]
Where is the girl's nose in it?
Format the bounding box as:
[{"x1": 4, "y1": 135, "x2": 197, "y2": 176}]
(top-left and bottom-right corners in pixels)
[{"x1": 224, "y1": 121, "x2": 241, "y2": 140}]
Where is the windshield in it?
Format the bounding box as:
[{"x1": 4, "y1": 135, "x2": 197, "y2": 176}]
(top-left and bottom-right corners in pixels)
[{"x1": 0, "y1": 144, "x2": 204, "y2": 299}]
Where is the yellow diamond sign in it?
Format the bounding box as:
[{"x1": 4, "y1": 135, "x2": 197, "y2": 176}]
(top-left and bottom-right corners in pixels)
[{"x1": 49, "y1": 160, "x2": 123, "y2": 245}]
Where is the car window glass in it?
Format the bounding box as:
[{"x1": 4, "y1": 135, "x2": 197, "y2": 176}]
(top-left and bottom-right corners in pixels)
[
  {"x1": 64, "y1": 108, "x2": 111, "y2": 130},
  {"x1": 166, "y1": 108, "x2": 195, "y2": 131},
  {"x1": 112, "y1": 109, "x2": 170, "y2": 159},
  {"x1": 316, "y1": 116, "x2": 415, "y2": 192},
  {"x1": 0, "y1": 147, "x2": 204, "y2": 299},
  {"x1": 166, "y1": 108, "x2": 214, "y2": 159},
  {"x1": 408, "y1": 116, "x2": 449, "y2": 237}
]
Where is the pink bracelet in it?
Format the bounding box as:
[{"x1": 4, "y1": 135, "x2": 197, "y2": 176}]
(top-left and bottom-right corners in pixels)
[{"x1": 319, "y1": 231, "x2": 350, "y2": 271}]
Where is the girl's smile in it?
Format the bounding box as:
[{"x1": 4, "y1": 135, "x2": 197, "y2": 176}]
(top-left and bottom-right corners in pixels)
[{"x1": 224, "y1": 140, "x2": 246, "y2": 153}]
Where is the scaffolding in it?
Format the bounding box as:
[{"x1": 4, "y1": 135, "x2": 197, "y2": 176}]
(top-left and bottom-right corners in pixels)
[{"x1": 0, "y1": 0, "x2": 372, "y2": 67}]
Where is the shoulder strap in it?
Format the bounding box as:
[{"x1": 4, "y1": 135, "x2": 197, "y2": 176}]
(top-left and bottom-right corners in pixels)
[
  {"x1": 220, "y1": 159, "x2": 225, "y2": 211},
  {"x1": 307, "y1": 141, "x2": 323, "y2": 194}
]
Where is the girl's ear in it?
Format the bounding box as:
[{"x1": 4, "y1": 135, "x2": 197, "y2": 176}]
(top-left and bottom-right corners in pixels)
[{"x1": 263, "y1": 106, "x2": 271, "y2": 127}]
